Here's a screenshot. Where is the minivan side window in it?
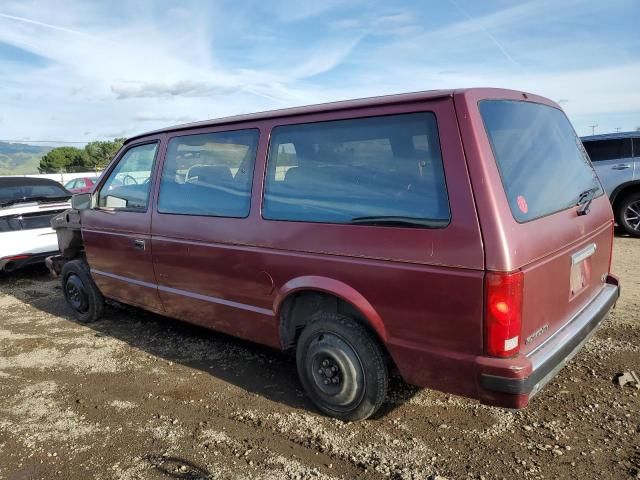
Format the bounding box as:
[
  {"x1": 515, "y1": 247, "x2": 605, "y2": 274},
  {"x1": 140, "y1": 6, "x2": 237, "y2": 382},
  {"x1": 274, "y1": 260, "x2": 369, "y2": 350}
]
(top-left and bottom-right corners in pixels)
[
  {"x1": 97, "y1": 143, "x2": 158, "y2": 211},
  {"x1": 583, "y1": 138, "x2": 632, "y2": 162},
  {"x1": 634, "y1": 138, "x2": 640, "y2": 157},
  {"x1": 263, "y1": 113, "x2": 450, "y2": 228},
  {"x1": 158, "y1": 129, "x2": 259, "y2": 218}
]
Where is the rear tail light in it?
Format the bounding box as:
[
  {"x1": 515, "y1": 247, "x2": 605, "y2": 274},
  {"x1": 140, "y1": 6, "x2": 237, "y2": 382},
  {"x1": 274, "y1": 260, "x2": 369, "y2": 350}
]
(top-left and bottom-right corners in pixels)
[
  {"x1": 485, "y1": 271, "x2": 524, "y2": 357},
  {"x1": 1, "y1": 254, "x2": 30, "y2": 261}
]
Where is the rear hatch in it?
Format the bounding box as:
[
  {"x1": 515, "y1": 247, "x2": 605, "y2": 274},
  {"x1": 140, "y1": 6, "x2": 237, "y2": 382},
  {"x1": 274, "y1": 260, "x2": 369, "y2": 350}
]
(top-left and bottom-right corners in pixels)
[{"x1": 476, "y1": 98, "x2": 614, "y2": 355}]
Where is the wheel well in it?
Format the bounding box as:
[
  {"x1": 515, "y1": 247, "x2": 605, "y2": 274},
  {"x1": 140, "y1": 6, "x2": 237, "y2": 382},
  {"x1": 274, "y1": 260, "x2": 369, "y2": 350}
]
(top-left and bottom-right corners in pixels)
[
  {"x1": 612, "y1": 184, "x2": 640, "y2": 214},
  {"x1": 278, "y1": 290, "x2": 391, "y2": 359}
]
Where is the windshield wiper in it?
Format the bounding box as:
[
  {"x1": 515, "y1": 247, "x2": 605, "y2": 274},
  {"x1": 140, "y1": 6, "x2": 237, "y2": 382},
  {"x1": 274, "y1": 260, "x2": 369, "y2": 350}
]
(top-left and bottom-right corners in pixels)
[
  {"x1": 576, "y1": 187, "x2": 599, "y2": 216},
  {"x1": 0, "y1": 195, "x2": 70, "y2": 208},
  {"x1": 349, "y1": 216, "x2": 448, "y2": 228}
]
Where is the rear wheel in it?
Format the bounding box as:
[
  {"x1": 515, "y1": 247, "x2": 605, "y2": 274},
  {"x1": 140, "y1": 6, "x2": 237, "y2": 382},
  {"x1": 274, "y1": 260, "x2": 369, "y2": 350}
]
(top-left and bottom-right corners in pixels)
[
  {"x1": 61, "y1": 260, "x2": 104, "y2": 323},
  {"x1": 617, "y1": 192, "x2": 640, "y2": 237},
  {"x1": 296, "y1": 312, "x2": 388, "y2": 421}
]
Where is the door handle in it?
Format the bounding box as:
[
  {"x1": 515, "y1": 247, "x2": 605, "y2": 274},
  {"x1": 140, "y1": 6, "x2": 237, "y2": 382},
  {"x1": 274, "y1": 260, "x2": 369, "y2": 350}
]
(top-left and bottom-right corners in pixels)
[
  {"x1": 133, "y1": 239, "x2": 146, "y2": 251},
  {"x1": 612, "y1": 164, "x2": 632, "y2": 170}
]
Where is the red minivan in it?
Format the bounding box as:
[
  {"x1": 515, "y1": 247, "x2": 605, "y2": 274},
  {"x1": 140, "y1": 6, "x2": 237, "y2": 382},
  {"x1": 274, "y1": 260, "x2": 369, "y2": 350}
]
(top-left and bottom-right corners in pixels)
[{"x1": 52, "y1": 88, "x2": 619, "y2": 420}]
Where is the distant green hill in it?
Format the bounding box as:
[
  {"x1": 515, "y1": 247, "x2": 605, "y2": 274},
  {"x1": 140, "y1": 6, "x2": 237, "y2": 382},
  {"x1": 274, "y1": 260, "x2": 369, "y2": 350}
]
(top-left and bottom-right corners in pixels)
[{"x1": 0, "y1": 142, "x2": 52, "y2": 175}]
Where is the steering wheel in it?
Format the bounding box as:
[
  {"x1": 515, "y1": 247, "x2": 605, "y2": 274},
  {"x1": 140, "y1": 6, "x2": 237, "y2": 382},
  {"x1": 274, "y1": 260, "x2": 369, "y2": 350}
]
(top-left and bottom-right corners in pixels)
[{"x1": 122, "y1": 174, "x2": 138, "y2": 186}]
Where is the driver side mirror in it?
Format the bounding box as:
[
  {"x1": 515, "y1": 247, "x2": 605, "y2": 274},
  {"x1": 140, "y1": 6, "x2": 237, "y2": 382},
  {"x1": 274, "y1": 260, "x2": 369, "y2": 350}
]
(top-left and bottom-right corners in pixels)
[{"x1": 71, "y1": 192, "x2": 93, "y2": 210}]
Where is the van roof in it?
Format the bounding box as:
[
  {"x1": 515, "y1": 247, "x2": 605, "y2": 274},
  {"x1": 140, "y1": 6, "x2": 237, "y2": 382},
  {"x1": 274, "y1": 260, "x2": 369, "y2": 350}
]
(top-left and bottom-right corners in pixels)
[{"x1": 125, "y1": 89, "x2": 458, "y2": 144}]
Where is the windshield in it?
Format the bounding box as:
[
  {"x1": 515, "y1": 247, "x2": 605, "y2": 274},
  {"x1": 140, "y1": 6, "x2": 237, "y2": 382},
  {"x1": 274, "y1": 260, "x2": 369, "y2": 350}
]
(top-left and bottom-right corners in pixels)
[
  {"x1": 0, "y1": 182, "x2": 70, "y2": 205},
  {"x1": 479, "y1": 100, "x2": 602, "y2": 222}
]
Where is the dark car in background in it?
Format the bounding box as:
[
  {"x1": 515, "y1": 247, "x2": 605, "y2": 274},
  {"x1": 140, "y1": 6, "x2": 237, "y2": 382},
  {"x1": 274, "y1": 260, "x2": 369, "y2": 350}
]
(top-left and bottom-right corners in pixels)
[{"x1": 582, "y1": 132, "x2": 640, "y2": 236}]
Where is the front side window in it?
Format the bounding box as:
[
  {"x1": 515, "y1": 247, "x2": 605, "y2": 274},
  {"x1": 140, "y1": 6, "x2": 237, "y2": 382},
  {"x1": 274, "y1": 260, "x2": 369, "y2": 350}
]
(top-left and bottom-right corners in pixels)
[
  {"x1": 158, "y1": 129, "x2": 259, "y2": 218},
  {"x1": 98, "y1": 143, "x2": 158, "y2": 211},
  {"x1": 583, "y1": 138, "x2": 632, "y2": 162},
  {"x1": 263, "y1": 113, "x2": 450, "y2": 228}
]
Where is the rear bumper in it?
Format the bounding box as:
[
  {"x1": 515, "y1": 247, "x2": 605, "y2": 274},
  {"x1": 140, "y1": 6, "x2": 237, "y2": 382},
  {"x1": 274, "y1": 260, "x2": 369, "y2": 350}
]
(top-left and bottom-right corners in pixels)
[
  {"x1": 478, "y1": 276, "x2": 619, "y2": 407},
  {"x1": 0, "y1": 251, "x2": 58, "y2": 272}
]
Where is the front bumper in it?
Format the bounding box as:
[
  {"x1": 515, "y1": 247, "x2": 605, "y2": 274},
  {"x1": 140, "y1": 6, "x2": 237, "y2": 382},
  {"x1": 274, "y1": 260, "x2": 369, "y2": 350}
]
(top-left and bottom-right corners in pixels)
[{"x1": 478, "y1": 276, "x2": 619, "y2": 407}]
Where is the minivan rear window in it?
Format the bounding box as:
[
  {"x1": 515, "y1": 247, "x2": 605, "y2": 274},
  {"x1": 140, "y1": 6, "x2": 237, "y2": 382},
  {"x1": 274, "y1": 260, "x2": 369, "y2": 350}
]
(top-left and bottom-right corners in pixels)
[
  {"x1": 263, "y1": 112, "x2": 450, "y2": 228},
  {"x1": 480, "y1": 100, "x2": 602, "y2": 223}
]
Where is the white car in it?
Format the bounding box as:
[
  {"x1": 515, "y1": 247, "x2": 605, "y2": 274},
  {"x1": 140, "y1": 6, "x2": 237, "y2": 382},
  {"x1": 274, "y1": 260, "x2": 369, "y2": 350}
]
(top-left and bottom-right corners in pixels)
[{"x1": 0, "y1": 177, "x2": 71, "y2": 272}]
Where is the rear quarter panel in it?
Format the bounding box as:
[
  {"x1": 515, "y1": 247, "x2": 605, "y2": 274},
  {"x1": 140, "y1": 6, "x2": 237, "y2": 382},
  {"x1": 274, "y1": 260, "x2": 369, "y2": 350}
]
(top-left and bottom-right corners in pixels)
[{"x1": 455, "y1": 88, "x2": 615, "y2": 356}]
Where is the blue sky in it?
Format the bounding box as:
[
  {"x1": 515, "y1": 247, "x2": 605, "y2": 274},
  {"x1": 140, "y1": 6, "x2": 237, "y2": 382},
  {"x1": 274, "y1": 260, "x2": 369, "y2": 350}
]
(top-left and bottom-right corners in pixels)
[{"x1": 0, "y1": 0, "x2": 638, "y2": 145}]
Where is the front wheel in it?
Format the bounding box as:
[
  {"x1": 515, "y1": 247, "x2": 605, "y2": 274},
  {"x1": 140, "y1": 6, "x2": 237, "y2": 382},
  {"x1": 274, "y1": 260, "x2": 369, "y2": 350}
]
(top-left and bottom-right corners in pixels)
[
  {"x1": 61, "y1": 260, "x2": 104, "y2": 323},
  {"x1": 296, "y1": 313, "x2": 388, "y2": 421},
  {"x1": 617, "y1": 192, "x2": 640, "y2": 237}
]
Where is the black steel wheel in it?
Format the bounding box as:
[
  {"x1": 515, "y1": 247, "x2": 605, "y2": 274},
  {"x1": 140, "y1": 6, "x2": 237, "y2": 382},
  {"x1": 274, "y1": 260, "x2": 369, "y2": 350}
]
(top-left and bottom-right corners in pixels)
[
  {"x1": 61, "y1": 260, "x2": 104, "y2": 323},
  {"x1": 65, "y1": 274, "x2": 89, "y2": 313},
  {"x1": 296, "y1": 312, "x2": 388, "y2": 421}
]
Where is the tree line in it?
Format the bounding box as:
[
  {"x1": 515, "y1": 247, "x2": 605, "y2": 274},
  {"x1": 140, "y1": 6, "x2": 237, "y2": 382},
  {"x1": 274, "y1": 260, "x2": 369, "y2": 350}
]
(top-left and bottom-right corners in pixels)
[{"x1": 39, "y1": 138, "x2": 126, "y2": 173}]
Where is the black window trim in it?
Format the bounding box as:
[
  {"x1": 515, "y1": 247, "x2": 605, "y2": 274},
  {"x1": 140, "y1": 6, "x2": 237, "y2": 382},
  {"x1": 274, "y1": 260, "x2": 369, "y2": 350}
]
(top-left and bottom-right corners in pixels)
[
  {"x1": 478, "y1": 98, "x2": 604, "y2": 224},
  {"x1": 156, "y1": 127, "x2": 260, "y2": 220},
  {"x1": 260, "y1": 110, "x2": 452, "y2": 230},
  {"x1": 95, "y1": 140, "x2": 160, "y2": 214}
]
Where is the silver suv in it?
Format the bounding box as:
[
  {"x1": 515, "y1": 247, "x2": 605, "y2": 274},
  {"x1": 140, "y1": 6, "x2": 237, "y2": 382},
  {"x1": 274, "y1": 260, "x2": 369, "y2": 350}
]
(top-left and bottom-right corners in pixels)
[{"x1": 582, "y1": 132, "x2": 640, "y2": 237}]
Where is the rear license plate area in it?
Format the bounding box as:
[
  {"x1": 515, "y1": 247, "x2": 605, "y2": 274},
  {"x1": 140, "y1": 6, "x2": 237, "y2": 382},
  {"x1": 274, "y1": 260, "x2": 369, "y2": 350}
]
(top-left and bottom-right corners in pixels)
[
  {"x1": 570, "y1": 243, "x2": 596, "y2": 299},
  {"x1": 570, "y1": 260, "x2": 590, "y2": 297}
]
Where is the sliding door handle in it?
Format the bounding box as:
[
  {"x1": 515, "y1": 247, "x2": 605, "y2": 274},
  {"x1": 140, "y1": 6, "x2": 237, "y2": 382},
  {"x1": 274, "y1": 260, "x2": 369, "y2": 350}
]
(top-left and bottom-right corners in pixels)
[{"x1": 133, "y1": 239, "x2": 146, "y2": 251}]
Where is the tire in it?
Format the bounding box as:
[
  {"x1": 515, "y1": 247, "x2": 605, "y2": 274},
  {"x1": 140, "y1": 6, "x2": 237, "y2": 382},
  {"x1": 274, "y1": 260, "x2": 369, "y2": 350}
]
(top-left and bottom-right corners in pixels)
[
  {"x1": 61, "y1": 259, "x2": 104, "y2": 323},
  {"x1": 616, "y1": 192, "x2": 640, "y2": 237},
  {"x1": 296, "y1": 312, "x2": 388, "y2": 421}
]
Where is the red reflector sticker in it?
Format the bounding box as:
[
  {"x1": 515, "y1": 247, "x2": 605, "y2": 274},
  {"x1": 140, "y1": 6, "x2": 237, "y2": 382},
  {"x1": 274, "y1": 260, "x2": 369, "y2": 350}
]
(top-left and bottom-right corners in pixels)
[{"x1": 517, "y1": 195, "x2": 528, "y2": 214}]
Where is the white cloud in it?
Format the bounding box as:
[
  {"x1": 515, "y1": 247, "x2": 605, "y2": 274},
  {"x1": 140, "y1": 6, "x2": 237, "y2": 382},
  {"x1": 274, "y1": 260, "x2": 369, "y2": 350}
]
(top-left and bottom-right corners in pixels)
[
  {"x1": 110, "y1": 81, "x2": 240, "y2": 99},
  {"x1": 132, "y1": 112, "x2": 196, "y2": 123},
  {"x1": 269, "y1": 0, "x2": 348, "y2": 22},
  {"x1": 0, "y1": 0, "x2": 637, "y2": 141},
  {"x1": 0, "y1": 0, "x2": 366, "y2": 139}
]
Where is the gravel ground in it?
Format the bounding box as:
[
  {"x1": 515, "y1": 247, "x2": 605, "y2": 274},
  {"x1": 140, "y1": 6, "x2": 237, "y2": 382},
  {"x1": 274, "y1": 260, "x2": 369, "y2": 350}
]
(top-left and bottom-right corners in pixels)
[{"x1": 0, "y1": 237, "x2": 638, "y2": 480}]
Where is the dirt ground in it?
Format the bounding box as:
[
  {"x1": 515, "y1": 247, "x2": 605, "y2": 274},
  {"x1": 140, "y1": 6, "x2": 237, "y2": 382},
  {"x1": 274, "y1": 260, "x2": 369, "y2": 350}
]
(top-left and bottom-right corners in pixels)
[{"x1": 0, "y1": 238, "x2": 638, "y2": 480}]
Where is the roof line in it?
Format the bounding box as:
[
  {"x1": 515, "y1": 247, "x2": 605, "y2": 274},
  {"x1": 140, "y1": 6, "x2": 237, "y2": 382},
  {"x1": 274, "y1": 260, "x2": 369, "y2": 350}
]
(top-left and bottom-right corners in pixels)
[{"x1": 125, "y1": 89, "x2": 457, "y2": 143}]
